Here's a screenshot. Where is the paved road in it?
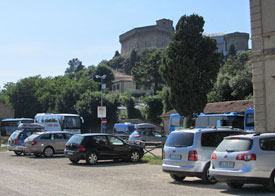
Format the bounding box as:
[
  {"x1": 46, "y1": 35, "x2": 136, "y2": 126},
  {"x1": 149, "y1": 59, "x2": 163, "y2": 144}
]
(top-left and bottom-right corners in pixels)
[{"x1": 0, "y1": 151, "x2": 273, "y2": 196}]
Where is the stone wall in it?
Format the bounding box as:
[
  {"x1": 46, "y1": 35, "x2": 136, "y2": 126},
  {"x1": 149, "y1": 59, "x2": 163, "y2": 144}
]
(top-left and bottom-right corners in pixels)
[
  {"x1": 250, "y1": 0, "x2": 275, "y2": 132},
  {"x1": 0, "y1": 102, "x2": 14, "y2": 120},
  {"x1": 119, "y1": 19, "x2": 174, "y2": 55}
]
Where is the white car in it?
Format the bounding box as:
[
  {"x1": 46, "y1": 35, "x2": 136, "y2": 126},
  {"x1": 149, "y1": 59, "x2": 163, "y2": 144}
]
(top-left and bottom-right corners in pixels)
[
  {"x1": 162, "y1": 128, "x2": 243, "y2": 184},
  {"x1": 210, "y1": 133, "x2": 275, "y2": 192}
]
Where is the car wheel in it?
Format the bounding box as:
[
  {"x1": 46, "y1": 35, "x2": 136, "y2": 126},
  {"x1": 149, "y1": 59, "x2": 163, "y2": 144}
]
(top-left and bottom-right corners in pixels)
[
  {"x1": 129, "y1": 151, "x2": 141, "y2": 162},
  {"x1": 268, "y1": 170, "x2": 275, "y2": 192},
  {"x1": 226, "y1": 182, "x2": 244, "y2": 189},
  {"x1": 14, "y1": 151, "x2": 22, "y2": 156},
  {"x1": 86, "y1": 152, "x2": 98, "y2": 165},
  {"x1": 69, "y1": 158, "x2": 80, "y2": 164},
  {"x1": 170, "y1": 174, "x2": 186, "y2": 182},
  {"x1": 202, "y1": 163, "x2": 217, "y2": 184},
  {"x1": 43, "y1": 147, "x2": 54, "y2": 158},
  {"x1": 34, "y1": 153, "x2": 42, "y2": 158}
]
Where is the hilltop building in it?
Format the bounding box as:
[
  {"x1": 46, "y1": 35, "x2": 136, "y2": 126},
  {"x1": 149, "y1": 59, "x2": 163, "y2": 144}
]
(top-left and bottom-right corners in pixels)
[
  {"x1": 119, "y1": 19, "x2": 174, "y2": 55},
  {"x1": 119, "y1": 19, "x2": 249, "y2": 56},
  {"x1": 205, "y1": 32, "x2": 250, "y2": 55}
]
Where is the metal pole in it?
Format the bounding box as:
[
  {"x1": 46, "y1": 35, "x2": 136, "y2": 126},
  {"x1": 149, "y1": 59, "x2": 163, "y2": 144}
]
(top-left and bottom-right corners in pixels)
[{"x1": 101, "y1": 78, "x2": 103, "y2": 133}]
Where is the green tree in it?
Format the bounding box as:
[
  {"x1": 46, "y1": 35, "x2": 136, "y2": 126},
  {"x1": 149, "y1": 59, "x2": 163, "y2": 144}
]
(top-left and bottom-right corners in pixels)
[
  {"x1": 65, "y1": 58, "x2": 85, "y2": 74},
  {"x1": 208, "y1": 51, "x2": 253, "y2": 102},
  {"x1": 95, "y1": 63, "x2": 114, "y2": 90},
  {"x1": 159, "y1": 86, "x2": 173, "y2": 114},
  {"x1": 5, "y1": 76, "x2": 43, "y2": 117},
  {"x1": 142, "y1": 95, "x2": 163, "y2": 124},
  {"x1": 132, "y1": 48, "x2": 164, "y2": 95},
  {"x1": 160, "y1": 14, "x2": 220, "y2": 127}
]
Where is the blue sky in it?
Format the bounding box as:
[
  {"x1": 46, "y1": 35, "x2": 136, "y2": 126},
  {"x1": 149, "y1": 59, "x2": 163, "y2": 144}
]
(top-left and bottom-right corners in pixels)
[{"x1": 0, "y1": 0, "x2": 251, "y2": 89}]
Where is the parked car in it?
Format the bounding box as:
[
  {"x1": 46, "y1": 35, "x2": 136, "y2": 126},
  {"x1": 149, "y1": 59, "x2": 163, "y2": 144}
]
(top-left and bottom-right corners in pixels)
[
  {"x1": 210, "y1": 133, "x2": 275, "y2": 192},
  {"x1": 113, "y1": 123, "x2": 135, "y2": 141},
  {"x1": 8, "y1": 123, "x2": 44, "y2": 155},
  {"x1": 23, "y1": 131, "x2": 73, "y2": 157},
  {"x1": 162, "y1": 128, "x2": 244, "y2": 184},
  {"x1": 128, "y1": 123, "x2": 166, "y2": 144},
  {"x1": 64, "y1": 133, "x2": 144, "y2": 165}
]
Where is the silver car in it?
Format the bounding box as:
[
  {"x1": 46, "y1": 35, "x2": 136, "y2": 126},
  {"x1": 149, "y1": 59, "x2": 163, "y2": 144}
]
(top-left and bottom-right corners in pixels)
[
  {"x1": 162, "y1": 128, "x2": 244, "y2": 184},
  {"x1": 24, "y1": 131, "x2": 73, "y2": 157},
  {"x1": 210, "y1": 133, "x2": 275, "y2": 192},
  {"x1": 128, "y1": 123, "x2": 166, "y2": 144}
]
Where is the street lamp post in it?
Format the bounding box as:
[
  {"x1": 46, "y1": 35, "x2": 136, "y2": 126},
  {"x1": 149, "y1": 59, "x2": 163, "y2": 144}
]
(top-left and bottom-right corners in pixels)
[{"x1": 95, "y1": 74, "x2": 106, "y2": 133}]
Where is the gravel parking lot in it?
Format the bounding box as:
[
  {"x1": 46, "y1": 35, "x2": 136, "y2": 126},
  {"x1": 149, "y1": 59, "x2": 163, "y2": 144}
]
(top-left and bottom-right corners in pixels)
[{"x1": 0, "y1": 150, "x2": 273, "y2": 196}]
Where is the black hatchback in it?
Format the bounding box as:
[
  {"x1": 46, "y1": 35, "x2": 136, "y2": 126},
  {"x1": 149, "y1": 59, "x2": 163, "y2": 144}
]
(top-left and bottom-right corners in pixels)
[{"x1": 64, "y1": 133, "x2": 144, "y2": 165}]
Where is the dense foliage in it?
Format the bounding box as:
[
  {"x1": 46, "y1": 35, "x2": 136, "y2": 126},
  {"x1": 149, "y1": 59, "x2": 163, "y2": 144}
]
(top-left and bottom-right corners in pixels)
[
  {"x1": 207, "y1": 50, "x2": 253, "y2": 102},
  {"x1": 160, "y1": 14, "x2": 220, "y2": 127}
]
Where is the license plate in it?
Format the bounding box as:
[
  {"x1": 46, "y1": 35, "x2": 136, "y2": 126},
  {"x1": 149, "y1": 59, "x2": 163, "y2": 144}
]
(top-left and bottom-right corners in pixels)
[
  {"x1": 170, "y1": 154, "x2": 181, "y2": 160},
  {"x1": 67, "y1": 151, "x2": 73, "y2": 156},
  {"x1": 220, "y1": 161, "x2": 235, "y2": 168}
]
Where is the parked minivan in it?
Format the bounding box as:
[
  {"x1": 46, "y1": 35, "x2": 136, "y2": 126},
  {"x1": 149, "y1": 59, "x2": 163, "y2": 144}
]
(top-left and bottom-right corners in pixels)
[{"x1": 162, "y1": 128, "x2": 244, "y2": 184}]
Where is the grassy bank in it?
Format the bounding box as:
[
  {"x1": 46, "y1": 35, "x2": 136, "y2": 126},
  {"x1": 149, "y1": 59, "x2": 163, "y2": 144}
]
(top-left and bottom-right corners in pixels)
[{"x1": 142, "y1": 155, "x2": 163, "y2": 165}]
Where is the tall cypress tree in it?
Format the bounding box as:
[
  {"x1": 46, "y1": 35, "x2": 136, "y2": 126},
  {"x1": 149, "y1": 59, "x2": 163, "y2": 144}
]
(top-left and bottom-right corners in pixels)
[{"x1": 160, "y1": 14, "x2": 220, "y2": 127}]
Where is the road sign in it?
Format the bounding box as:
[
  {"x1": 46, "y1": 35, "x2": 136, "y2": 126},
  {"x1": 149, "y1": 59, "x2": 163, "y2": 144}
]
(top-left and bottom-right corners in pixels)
[
  {"x1": 102, "y1": 119, "x2": 107, "y2": 124},
  {"x1": 97, "y1": 106, "x2": 106, "y2": 118}
]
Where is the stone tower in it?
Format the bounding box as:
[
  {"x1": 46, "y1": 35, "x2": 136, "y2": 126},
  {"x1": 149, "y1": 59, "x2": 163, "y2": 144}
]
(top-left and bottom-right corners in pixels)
[{"x1": 119, "y1": 19, "x2": 174, "y2": 55}]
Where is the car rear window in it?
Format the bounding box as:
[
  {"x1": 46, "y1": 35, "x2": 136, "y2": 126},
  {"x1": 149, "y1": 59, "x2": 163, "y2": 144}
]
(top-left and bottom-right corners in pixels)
[
  {"x1": 215, "y1": 138, "x2": 253, "y2": 152},
  {"x1": 67, "y1": 134, "x2": 84, "y2": 145},
  {"x1": 165, "y1": 132, "x2": 194, "y2": 147}
]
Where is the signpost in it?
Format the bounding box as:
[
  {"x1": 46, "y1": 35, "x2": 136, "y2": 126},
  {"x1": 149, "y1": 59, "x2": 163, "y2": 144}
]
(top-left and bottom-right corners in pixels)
[{"x1": 97, "y1": 106, "x2": 106, "y2": 133}]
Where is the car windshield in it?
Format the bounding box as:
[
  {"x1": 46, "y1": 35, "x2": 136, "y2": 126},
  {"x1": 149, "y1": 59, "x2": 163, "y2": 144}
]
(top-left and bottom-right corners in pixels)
[
  {"x1": 215, "y1": 138, "x2": 253, "y2": 152},
  {"x1": 165, "y1": 132, "x2": 194, "y2": 147},
  {"x1": 67, "y1": 134, "x2": 84, "y2": 145}
]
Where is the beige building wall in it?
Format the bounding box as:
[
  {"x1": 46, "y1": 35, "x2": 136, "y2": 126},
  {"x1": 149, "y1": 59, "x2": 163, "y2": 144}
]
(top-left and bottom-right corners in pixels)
[
  {"x1": 0, "y1": 102, "x2": 14, "y2": 120},
  {"x1": 250, "y1": 0, "x2": 275, "y2": 132}
]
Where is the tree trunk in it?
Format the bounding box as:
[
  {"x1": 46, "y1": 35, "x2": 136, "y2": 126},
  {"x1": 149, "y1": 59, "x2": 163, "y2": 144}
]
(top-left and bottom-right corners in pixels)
[{"x1": 184, "y1": 114, "x2": 193, "y2": 128}]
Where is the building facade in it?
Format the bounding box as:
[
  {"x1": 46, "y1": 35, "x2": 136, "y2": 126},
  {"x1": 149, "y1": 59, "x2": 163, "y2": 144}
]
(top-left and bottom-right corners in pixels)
[
  {"x1": 112, "y1": 71, "x2": 153, "y2": 95},
  {"x1": 119, "y1": 19, "x2": 174, "y2": 55},
  {"x1": 250, "y1": 0, "x2": 275, "y2": 132},
  {"x1": 206, "y1": 32, "x2": 249, "y2": 55}
]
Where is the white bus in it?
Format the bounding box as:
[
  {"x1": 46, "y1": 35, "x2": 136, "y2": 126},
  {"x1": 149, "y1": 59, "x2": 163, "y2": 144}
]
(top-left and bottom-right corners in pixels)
[{"x1": 34, "y1": 113, "x2": 83, "y2": 134}]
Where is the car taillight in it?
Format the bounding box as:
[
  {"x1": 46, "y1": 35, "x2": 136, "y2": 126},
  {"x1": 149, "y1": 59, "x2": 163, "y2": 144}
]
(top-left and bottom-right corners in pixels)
[
  {"x1": 211, "y1": 153, "x2": 217, "y2": 160},
  {"x1": 31, "y1": 141, "x2": 37, "y2": 146},
  {"x1": 135, "y1": 135, "x2": 141, "y2": 138},
  {"x1": 188, "y1": 150, "x2": 198, "y2": 161},
  {"x1": 78, "y1": 145, "x2": 86, "y2": 151},
  {"x1": 236, "y1": 153, "x2": 256, "y2": 161}
]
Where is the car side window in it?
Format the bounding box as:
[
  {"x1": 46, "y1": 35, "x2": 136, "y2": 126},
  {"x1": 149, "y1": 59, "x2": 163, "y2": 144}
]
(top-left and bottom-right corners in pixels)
[
  {"x1": 152, "y1": 131, "x2": 162, "y2": 137},
  {"x1": 63, "y1": 133, "x2": 72, "y2": 139},
  {"x1": 93, "y1": 136, "x2": 108, "y2": 145},
  {"x1": 53, "y1": 133, "x2": 64, "y2": 140},
  {"x1": 108, "y1": 136, "x2": 124, "y2": 145},
  {"x1": 260, "y1": 137, "x2": 275, "y2": 151},
  {"x1": 143, "y1": 131, "x2": 153, "y2": 136},
  {"x1": 40, "y1": 134, "x2": 51, "y2": 140}
]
